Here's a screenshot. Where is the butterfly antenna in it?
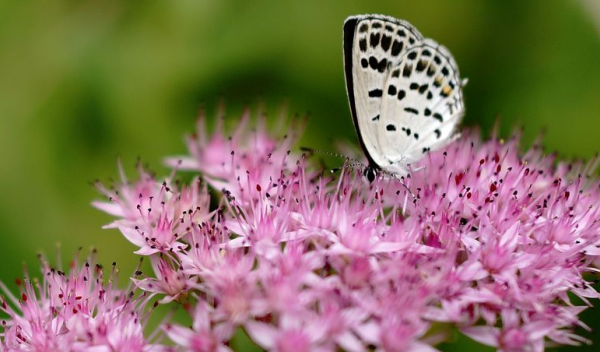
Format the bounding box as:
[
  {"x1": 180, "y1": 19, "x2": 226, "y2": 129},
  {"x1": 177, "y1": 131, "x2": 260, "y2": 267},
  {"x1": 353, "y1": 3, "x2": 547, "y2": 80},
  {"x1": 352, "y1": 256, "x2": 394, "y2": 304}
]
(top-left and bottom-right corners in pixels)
[
  {"x1": 300, "y1": 147, "x2": 363, "y2": 165},
  {"x1": 301, "y1": 147, "x2": 368, "y2": 175},
  {"x1": 301, "y1": 147, "x2": 349, "y2": 160},
  {"x1": 347, "y1": 160, "x2": 366, "y2": 169}
]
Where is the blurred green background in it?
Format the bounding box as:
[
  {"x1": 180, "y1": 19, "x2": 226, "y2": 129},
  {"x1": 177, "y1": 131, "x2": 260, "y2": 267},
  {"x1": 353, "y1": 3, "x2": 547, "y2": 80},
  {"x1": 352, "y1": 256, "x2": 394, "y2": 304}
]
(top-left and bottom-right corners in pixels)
[{"x1": 1, "y1": 0, "x2": 600, "y2": 350}]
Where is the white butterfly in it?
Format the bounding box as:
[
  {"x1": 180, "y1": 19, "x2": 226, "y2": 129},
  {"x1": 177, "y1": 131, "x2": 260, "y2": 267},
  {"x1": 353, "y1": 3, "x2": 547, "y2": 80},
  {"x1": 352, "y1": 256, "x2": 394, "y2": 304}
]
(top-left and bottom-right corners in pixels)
[{"x1": 343, "y1": 14, "x2": 465, "y2": 182}]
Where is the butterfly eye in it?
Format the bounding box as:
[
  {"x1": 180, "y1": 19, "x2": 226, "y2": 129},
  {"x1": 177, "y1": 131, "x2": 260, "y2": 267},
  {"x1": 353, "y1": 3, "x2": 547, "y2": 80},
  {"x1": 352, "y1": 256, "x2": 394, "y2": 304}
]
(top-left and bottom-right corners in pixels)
[{"x1": 364, "y1": 167, "x2": 377, "y2": 183}]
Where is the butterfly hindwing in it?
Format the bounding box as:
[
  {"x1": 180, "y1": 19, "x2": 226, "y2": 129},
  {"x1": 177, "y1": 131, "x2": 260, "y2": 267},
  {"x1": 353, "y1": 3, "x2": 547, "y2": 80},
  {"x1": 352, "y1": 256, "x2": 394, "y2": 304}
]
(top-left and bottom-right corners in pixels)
[
  {"x1": 378, "y1": 39, "x2": 465, "y2": 172},
  {"x1": 343, "y1": 14, "x2": 423, "y2": 167}
]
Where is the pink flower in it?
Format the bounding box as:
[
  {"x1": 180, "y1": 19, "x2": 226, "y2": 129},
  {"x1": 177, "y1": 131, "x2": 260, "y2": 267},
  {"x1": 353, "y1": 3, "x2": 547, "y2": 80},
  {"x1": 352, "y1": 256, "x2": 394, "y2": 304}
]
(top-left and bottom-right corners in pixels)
[
  {"x1": 133, "y1": 255, "x2": 195, "y2": 303},
  {"x1": 198, "y1": 249, "x2": 264, "y2": 325},
  {"x1": 0, "y1": 253, "x2": 168, "y2": 352},
  {"x1": 93, "y1": 110, "x2": 600, "y2": 352},
  {"x1": 164, "y1": 300, "x2": 233, "y2": 352},
  {"x1": 94, "y1": 164, "x2": 212, "y2": 256},
  {"x1": 245, "y1": 318, "x2": 332, "y2": 352},
  {"x1": 165, "y1": 108, "x2": 304, "y2": 202},
  {"x1": 406, "y1": 133, "x2": 600, "y2": 349}
]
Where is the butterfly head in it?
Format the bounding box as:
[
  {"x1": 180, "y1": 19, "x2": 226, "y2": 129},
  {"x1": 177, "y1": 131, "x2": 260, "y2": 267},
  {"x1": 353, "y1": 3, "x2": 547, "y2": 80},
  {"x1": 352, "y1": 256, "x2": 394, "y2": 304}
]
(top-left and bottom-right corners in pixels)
[{"x1": 363, "y1": 165, "x2": 378, "y2": 183}]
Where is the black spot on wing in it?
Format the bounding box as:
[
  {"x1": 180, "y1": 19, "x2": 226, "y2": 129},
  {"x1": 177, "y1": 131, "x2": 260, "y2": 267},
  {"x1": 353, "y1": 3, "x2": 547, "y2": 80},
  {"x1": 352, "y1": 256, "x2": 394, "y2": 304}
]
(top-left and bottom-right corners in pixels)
[
  {"x1": 427, "y1": 65, "x2": 436, "y2": 77},
  {"x1": 433, "y1": 113, "x2": 443, "y2": 122},
  {"x1": 381, "y1": 35, "x2": 391, "y2": 51},
  {"x1": 369, "y1": 56, "x2": 378, "y2": 70},
  {"x1": 424, "y1": 108, "x2": 431, "y2": 116},
  {"x1": 404, "y1": 107, "x2": 418, "y2": 115},
  {"x1": 407, "y1": 51, "x2": 417, "y2": 60},
  {"x1": 434, "y1": 129, "x2": 441, "y2": 139},
  {"x1": 368, "y1": 89, "x2": 383, "y2": 98},
  {"x1": 426, "y1": 91, "x2": 433, "y2": 100},
  {"x1": 370, "y1": 33, "x2": 381, "y2": 48},
  {"x1": 409, "y1": 83, "x2": 419, "y2": 90},
  {"x1": 359, "y1": 23, "x2": 369, "y2": 33},
  {"x1": 372, "y1": 22, "x2": 382, "y2": 29},
  {"x1": 422, "y1": 49, "x2": 431, "y2": 57},
  {"x1": 418, "y1": 84, "x2": 429, "y2": 94},
  {"x1": 397, "y1": 29, "x2": 406, "y2": 37},
  {"x1": 392, "y1": 69, "x2": 400, "y2": 78},
  {"x1": 416, "y1": 60, "x2": 427, "y2": 72},
  {"x1": 397, "y1": 90, "x2": 406, "y2": 100},
  {"x1": 385, "y1": 25, "x2": 394, "y2": 32},
  {"x1": 441, "y1": 67, "x2": 449, "y2": 76},
  {"x1": 372, "y1": 115, "x2": 380, "y2": 121},
  {"x1": 377, "y1": 58, "x2": 388, "y2": 73},
  {"x1": 414, "y1": 133, "x2": 419, "y2": 140},
  {"x1": 359, "y1": 39, "x2": 367, "y2": 52},
  {"x1": 402, "y1": 65, "x2": 413, "y2": 77},
  {"x1": 361, "y1": 58, "x2": 368, "y2": 68},
  {"x1": 434, "y1": 56, "x2": 442, "y2": 64},
  {"x1": 386, "y1": 124, "x2": 396, "y2": 131},
  {"x1": 391, "y1": 40, "x2": 403, "y2": 56},
  {"x1": 388, "y1": 85, "x2": 397, "y2": 95},
  {"x1": 422, "y1": 147, "x2": 430, "y2": 153},
  {"x1": 401, "y1": 127, "x2": 412, "y2": 136}
]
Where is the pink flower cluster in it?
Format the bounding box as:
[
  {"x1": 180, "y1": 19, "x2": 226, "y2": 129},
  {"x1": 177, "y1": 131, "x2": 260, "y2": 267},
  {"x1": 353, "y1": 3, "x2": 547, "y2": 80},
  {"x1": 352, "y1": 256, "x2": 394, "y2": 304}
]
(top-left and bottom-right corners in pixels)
[
  {"x1": 100, "y1": 110, "x2": 600, "y2": 351},
  {"x1": 3, "y1": 108, "x2": 600, "y2": 352},
  {"x1": 0, "y1": 252, "x2": 168, "y2": 352}
]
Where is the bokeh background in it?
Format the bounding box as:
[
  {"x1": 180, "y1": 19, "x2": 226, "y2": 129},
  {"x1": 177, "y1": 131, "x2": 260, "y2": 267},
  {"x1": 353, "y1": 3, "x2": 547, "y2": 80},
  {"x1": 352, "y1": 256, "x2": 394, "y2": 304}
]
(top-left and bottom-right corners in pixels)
[{"x1": 1, "y1": 0, "x2": 600, "y2": 350}]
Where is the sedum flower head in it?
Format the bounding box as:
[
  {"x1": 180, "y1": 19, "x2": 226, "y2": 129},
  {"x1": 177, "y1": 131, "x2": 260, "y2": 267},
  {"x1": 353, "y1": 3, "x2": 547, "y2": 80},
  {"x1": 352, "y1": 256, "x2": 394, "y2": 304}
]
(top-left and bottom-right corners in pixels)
[
  {"x1": 0, "y1": 252, "x2": 168, "y2": 352},
  {"x1": 92, "y1": 109, "x2": 600, "y2": 352}
]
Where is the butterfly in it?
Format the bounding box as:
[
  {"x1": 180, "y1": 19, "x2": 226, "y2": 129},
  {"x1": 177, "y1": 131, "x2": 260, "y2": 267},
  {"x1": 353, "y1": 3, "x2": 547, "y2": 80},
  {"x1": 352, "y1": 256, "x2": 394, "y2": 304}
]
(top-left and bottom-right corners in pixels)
[{"x1": 343, "y1": 14, "x2": 465, "y2": 182}]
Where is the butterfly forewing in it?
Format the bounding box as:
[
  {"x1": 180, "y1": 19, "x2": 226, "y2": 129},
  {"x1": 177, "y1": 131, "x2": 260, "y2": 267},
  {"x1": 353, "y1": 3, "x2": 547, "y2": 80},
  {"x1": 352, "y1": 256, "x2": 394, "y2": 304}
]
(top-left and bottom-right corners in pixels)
[
  {"x1": 343, "y1": 15, "x2": 423, "y2": 167},
  {"x1": 378, "y1": 39, "x2": 464, "y2": 170}
]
